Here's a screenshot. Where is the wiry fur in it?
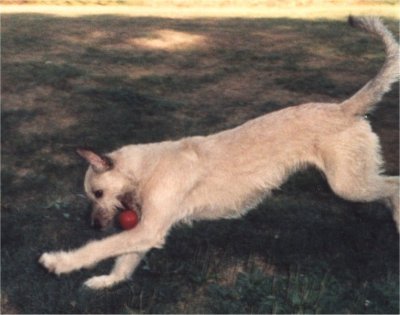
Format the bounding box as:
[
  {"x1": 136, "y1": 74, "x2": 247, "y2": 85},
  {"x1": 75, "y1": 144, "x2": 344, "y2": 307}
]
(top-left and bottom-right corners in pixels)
[
  {"x1": 40, "y1": 16, "x2": 399, "y2": 290},
  {"x1": 343, "y1": 16, "x2": 399, "y2": 115}
]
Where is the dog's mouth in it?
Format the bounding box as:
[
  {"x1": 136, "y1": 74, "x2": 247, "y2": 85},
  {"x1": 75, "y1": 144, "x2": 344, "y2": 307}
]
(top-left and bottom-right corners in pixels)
[
  {"x1": 118, "y1": 192, "x2": 141, "y2": 214},
  {"x1": 91, "y1": 192, "x2": 141, "y2": 230},
  {"x1": 90, "y1": 209, "x2": 115, "y2": 230},
  {"x1": 119, "y1": 201, "x2": 134, "y2": 212}
]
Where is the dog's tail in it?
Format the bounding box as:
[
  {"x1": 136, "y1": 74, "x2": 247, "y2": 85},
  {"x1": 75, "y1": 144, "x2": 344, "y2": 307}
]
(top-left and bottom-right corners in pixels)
[{"x1": 341, "y1": 16, "x2": 399, "y2": 116}]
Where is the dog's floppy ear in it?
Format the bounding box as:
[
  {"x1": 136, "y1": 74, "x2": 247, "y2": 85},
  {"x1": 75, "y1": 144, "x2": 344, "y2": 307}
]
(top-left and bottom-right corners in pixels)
[{"x1": 76, "y1": 148, "x2": 113, "y2": 173}]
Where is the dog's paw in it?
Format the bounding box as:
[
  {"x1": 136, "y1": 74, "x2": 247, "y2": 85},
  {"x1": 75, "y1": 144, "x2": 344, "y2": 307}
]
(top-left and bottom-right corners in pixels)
[
  {"x1": 83, "y1": 275, "x2": 120, "y2": 290},
  {"x1": 39, "y1": 251, "x2": 75, "y2": 275}
]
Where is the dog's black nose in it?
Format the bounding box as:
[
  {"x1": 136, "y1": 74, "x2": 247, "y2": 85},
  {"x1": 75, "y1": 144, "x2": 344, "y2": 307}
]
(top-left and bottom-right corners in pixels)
[{"x1": 92, "y1": 218, "x2": 103, "y2": 230}]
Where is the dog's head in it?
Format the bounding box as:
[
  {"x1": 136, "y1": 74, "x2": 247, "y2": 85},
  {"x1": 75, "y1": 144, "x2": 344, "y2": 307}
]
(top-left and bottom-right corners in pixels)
[{"x1": 77, "y1": 148, "x2": 140, "y2": 229}]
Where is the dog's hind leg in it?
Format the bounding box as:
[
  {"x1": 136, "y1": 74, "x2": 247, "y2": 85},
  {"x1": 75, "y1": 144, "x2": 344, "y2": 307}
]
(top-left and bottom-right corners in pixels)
[
  {"x1": 84, "y1": 252, "x2": 144, "y2": 289},
  {"x1": 330, "y1": 173, "x2": 399, "y2": 231},
  {"x1": 383, "y1": 176, "x2": 400, "y2": 229},
  {"x1": 320, "y1": 125, "x2": 400, "y2": 230}
]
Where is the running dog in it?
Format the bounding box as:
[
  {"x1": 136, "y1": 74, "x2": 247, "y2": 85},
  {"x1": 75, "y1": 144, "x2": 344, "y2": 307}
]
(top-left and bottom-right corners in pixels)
[{"x1": 40, "y1": 16, "x2": 399, "y2": 289}]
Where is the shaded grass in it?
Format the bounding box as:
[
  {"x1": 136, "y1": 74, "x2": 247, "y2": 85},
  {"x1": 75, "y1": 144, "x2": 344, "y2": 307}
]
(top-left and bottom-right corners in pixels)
[
  {"x1": 207, "y1": 267, "x2": 399, "y2": 314},
  {"x1": 2, "y1": 61, "x2": 84, "y2": 92},
  {"x1": 1, "y1": 14, "x2": 399, "y2": 314},
  {"x1": 274, "y1": 71, "x2": 353, "y2": 97}
]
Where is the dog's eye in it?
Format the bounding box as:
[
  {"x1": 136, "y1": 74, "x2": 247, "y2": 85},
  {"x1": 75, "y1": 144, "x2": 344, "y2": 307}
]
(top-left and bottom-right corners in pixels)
[{"x1": 94, "y1": 190, "x2": 103, "y2": 199}]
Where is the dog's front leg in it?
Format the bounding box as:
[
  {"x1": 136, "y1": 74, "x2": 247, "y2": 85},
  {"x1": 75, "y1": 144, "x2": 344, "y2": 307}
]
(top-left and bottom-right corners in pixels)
[
  {"x1": 83, "y1": 252, "x2": 144, "y2": 289},
  {"x1": 39, "y1": 223, "x2": 166, "y2": 276}
]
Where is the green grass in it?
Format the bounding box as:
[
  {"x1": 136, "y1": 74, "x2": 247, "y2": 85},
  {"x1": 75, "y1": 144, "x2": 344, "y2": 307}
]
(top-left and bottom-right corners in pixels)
[
  {"x1": 1, "y1": 13, "x2": 399, "y2": 314},
  {"x1": 274, "y1": 71, "x2": 352, "y2": 97},
  {"x1": 2, "y1": 61, "x2": 84, "y2": 92},
  {"x1": 207, "y1": 267, "x2": 399, "y2": 314}
]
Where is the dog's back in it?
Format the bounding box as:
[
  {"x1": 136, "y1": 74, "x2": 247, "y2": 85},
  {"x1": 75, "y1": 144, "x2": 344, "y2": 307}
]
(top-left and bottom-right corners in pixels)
[{"x1": 179, "y1": 16, "x2": 399, "y2": 225}]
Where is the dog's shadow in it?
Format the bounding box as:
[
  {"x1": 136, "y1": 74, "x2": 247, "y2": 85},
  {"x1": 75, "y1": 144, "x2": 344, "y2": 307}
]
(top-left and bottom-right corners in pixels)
[
  {"x1": 162, "y1": 180, "x2": 398, "y2": 281},
  {"x1": 55, "y1": 171, "x2": 398, "y2": 314}
]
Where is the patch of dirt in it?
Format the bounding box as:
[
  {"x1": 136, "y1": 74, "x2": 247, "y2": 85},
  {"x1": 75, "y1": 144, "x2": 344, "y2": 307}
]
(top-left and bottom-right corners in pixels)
[
  {"x1": 3, "y1": 86, "x2": 77, "y2": 136},
  {"x1": 216, "y1": 255, "x2": 276, "y2": 286},
  {"x1": 2, "y1": 86, "x2": 54, "y2": 111},
  {"x1": 18, "y1": 107, "x2": 76, "y2": 136},
  {"x1": 40, "y1": 147, "x2": 76, "y2": 166},
  {"x1": 60, "y1": 30, "x2": 112, "y2": 45}
]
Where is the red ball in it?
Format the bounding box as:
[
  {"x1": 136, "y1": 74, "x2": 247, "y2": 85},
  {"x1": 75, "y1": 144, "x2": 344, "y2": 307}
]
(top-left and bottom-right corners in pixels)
[{"x1": 118, "y1": 210, "x2": 139, "y2": 230}]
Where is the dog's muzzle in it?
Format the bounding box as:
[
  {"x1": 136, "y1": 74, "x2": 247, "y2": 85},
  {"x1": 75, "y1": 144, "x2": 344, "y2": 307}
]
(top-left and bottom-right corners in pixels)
[{"x1": 90, "y1": 207, "x2": 118, "y2": 230}]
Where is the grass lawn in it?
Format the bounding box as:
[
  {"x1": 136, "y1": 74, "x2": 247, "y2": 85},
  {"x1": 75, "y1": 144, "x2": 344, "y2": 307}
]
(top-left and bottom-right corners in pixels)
[{"x1": 1, "y1": 9, "x2": 399, "y2": 314}]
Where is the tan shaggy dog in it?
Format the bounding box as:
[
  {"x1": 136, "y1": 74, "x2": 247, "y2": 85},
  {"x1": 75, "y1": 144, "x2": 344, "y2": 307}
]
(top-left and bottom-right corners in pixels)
[{"x1": 40, "y1": 16, "x2": 399, "y2": 289}]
